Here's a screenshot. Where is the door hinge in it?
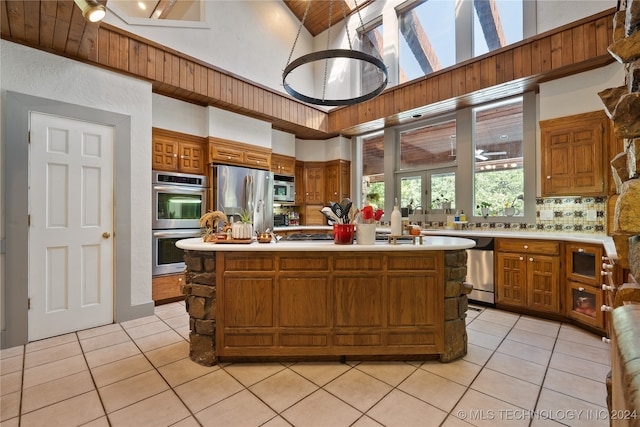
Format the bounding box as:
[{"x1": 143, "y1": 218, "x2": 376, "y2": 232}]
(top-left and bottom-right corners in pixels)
[
  {"x1": 28, "y1": 215, "x2": 31, "y2": 226},
  {"x1": 28, "y1": 131, "x2": 31, "y2": 143},
  {"x1": 28, "y1": 298, "x2": 31, "y2": 310}
]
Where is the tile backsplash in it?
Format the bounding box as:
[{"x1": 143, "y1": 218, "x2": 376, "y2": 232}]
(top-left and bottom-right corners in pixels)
[
  {"x1": 461, "y1": 196, "x2": 607, "y2": 233},
  {"x1": 422, "y1": 196, "x2": 608, "y2": 234}
]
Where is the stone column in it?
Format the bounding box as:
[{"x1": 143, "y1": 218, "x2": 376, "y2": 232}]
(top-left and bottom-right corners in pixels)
[
  {"x1": 441, "y1": 249, "x2": 472, "y2": 362},
  {"x1": 181, "y1": 251, "x2": 217, "y2": 366}
]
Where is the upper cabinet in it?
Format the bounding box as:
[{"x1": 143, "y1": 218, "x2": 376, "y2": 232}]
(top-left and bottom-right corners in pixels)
[
  {"x1": 271, "y1": 154, "x2": 296, "y2": 176},
  {"x1": 152, "y1": 128, "x2": 206, "y2": 174},
  {"x1": 208, "y1": 137, "x2": 271, "y2": 170},
  {"x1": 540, "y1": 111, "x2": 612, "y2": 197},
  {"x1": 325, "y1": 160, "x2": 351, "y2": 203}
]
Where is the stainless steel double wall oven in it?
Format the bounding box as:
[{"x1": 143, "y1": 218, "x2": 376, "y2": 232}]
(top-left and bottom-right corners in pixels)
[{"x1": 152, "y1": 171, "x2": 208, "y2": 276}]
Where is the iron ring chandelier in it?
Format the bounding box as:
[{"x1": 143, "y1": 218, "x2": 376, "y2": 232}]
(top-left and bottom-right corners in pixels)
[{"x1": 282, "y1": 49, "x2": 388, "y2": 107}]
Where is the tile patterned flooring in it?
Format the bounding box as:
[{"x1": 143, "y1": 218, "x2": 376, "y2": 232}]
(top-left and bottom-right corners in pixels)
[{"x1": 0, "y1": 303, "x2": 612, "y2": 427}]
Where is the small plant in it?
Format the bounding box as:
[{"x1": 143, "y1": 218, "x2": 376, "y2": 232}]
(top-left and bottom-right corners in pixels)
[
  {"x1": 505, "y1": 194, "x2": 524, "y2": 208},
  {"x1": 476, "y1": 201, "x2": 492, "y2": 209},
  {"x1": 431, "y1": 194, "x2": 451, "y2": 209},
  {"x1": 239, "y1": 210, "x2": 252, "y2": 224}
]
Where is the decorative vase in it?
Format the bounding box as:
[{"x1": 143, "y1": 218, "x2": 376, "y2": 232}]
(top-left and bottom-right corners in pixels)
[
  {"x1": 232, "y1": 222, "x2": 253, "y2": 239},
  {"x1": 333, "y1": 223, "x2": 355, "y2": 244},
  {"x1": 504, "y1": 207, "x2": 516, "y2": 216},
  {"x1": 441, "y1": 202, "x2": 451, "y2": 211},
  {"x1": 481, "y1": 208, "x2": 489, "y2": 218}
]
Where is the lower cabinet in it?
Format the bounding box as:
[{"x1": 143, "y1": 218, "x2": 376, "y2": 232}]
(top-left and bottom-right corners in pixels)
[
  {"x1": 495, "y1": 239, "x2": 561, "y2": 314},
  {"x1": 566, "y1": 279, "x2": 604, "y2": 330},
  {"x1": 152, "y1": 274, "x2": 184, "y2": 305}
]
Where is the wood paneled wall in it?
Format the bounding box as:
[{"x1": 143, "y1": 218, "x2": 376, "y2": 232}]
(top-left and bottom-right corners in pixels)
[{"x1": 1, "y1": 1, "x2": 615, "y2": 140}]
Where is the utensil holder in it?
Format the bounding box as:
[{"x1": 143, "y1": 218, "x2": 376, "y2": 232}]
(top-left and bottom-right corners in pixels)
[
  {"x1": 356, "y1": 223, "x2": 376, "y2": 245},
  {"x1": 333, "y1": 224, "x2": 355, "y2": 245}
]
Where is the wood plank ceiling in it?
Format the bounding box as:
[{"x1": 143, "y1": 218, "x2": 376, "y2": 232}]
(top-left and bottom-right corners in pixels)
[{"x1": 1, "y1": 0, "x2": 616, "y2": 141}]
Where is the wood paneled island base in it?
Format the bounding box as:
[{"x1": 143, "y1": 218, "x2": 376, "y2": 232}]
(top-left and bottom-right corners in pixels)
[{"x1": 176, "y1": 238, "x2": 474, "y2": 366}]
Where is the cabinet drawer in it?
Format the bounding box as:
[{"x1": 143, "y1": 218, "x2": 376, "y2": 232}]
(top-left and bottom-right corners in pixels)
[
  {"x1": 210, "y1": 143, "x2": 244, "y2": 164},
  {"x1": 495, "y1": 239, "x2": 559, "y2": 255},
  {"x1": 245, "y1": 151, "x2": 271, "y2": 169}
]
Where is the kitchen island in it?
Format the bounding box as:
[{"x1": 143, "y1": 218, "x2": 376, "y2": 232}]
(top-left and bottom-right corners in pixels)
[{"x1": 176, "y1": 236, "x2": 475, "y2": 366}]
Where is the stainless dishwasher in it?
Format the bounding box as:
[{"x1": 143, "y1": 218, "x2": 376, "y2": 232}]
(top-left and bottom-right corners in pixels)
[{"x1": 465, "y1": 237, "x2": 495, "y2": 305}]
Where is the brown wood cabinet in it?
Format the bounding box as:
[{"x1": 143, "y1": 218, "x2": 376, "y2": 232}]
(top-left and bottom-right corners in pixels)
[
  {"x1": 565, "y1": 242, "x2": 605, "y2": 331},
  {"x1": 208, "y1": 137, "x2": 272, "y2": 170},
  {"x1": 495, "y1": 239, "x2": 561, "y2": 314},
  {"x1": 325, "y1": 159, "x2": 351, "y2": 204},
  {"x1": 216, "y1": 251, "x2": 444, "y2": 358},
  {"x1": 152, "y1": 128, "x2": 206, "y2": 174},
  {"x1": 152, "y1": 273, "x2": 184, "y2": 305},
  {"x1": 540, "y1": 111, "x2": 610, "y2": 196},
  {"x1": 294, "y1": 161, "x2": 304, "y2": 206},
  {"x1": 304, "y1": 162, "x2": 325, "y2": 205},
  {"x1": 271, "y1": 154, "x2": 296, "y2": 176}
]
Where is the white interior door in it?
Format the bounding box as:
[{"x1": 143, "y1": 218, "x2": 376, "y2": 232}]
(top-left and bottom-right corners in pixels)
[{"x1": 28, "y1": 112, "x2": 115, "y2": 341}]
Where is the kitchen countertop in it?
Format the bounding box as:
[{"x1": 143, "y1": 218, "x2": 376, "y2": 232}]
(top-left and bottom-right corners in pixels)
[
  {"x1": 272, "y1": 225, "x2": 618, "y2": 261},
  {"x1": 176, "y1": 235, "x2": 476, "y2": 252}
]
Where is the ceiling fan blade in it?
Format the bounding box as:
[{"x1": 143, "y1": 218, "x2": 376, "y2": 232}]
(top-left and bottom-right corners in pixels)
[
  {"x1": 475, "y1": 154, "x2": 488, "y2": 161},
  {"x1": 484, "y1": 151, "x2": 507, "y2": 156}
]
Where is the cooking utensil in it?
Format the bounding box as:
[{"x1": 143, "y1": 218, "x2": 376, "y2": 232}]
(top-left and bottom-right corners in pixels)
[
  {"x1": 330, "y1": 201, "x2": 344, "y2": 221},
  {"x1": 321, "y1": 206, "x2": 340, "y2": 223},
  {"x1": 342, "y1": 201, "x2": 352, "y2": 223}
]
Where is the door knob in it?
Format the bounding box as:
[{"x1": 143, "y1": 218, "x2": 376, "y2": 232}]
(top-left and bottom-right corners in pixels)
[{"x1": 102, "y1": 232, "x2": 111, "y2": 238}]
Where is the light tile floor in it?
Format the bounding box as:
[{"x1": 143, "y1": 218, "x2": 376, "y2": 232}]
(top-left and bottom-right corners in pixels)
[{"x1": 0, "y1": 303, "x2": 612, "y2": 427}]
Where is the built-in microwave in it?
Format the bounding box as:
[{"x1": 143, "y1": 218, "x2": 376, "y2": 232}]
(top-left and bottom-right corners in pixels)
[{"x1": 273, "y1": 174, "x2": 295, "y2": 203}]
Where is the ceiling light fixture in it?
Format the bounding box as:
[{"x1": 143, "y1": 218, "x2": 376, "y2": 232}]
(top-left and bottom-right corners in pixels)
[
  {"x1": 74, "y1": 0, "x2": 106, "y2": 22},
  {"x1": 282, "y1": 0, "x2": 388, "y2": 106}
]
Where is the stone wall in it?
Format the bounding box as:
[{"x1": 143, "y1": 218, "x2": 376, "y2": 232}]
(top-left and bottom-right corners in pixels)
[
  {"x1": 599, "y1": 0, "x2": 640, "y2": 286},
  {"x1": 180, "y1": 249, "x2": 471, "y2": 366}
]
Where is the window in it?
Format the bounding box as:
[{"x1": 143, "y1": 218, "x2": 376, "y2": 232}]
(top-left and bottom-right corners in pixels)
[
  {"x1": 473, "y1": 97, "x2": 524, "y2": 216},
  {"x1": 473, "y1": 0, "x2": 523, "y2": 56},
  {"x1": 360, "y1": 21, "x2": 385, "y2": 98},
  {"x1": 398, "y1": 0, "x2": 456, "y2": 83},
  {"x1": 399, "y1": 119, "x2": 456, "y2": 170},
  {"x1": 361, "y1": 132, "x2": 385, "y2": 210}
]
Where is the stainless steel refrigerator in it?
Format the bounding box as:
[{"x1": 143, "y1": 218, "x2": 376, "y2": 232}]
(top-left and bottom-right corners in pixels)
[{"x1": 212, "y1": 164, "x2": 274, "y2": 233}]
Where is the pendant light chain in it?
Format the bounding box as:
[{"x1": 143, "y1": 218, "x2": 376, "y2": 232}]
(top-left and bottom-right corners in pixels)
[
  {"x1": 284, "y1": 0, "x2": 312, "y2": 70},
  {"x1": 322, "y1": 0, "x2": 335, "y2": 102}
]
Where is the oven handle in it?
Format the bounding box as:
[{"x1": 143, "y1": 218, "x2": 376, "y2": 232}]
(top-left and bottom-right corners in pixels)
[
  {"x1": 153, "y1": 185, "x2": 206, "y2": 194},
  {"x1": 153, "y1": 230, "x2": 201, "y2": 238}
]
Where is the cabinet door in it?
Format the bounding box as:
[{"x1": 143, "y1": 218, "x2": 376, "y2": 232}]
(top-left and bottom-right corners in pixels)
[
  {"x1": 178, "y1": 141, "x2": 204, "y2": 174},
  {"x1": 340, "y1": 161, "x2": 351, "y2": 200},
  {"x1": 566, "y1": 280, "x2": 604, "y2": 330},
  {"x1": 294, "y1": 161, "x2": 304, "y2": 205},
  {"x1": 325, "y1": 164, "x2": 339, "y2": 203},
  {"x1": 527, "y1": 254, "x2": 560, "y2": 313},
  {"x1": 304, "y1": 204, "x2": 326, "y2": 225},
  {"x1": 304, "y1": 165, "x2": 325, "y2": 204},
  {"x1": 152, "y1": 139, "x2": 178, "y2": 171},
  {"x1": 272, "y1": 154, "x2": 295, "y2": 176},
  {"x1": 565, "y1": 242, "x2": 602, "y2": 285},
  {"x1": 495, "y1": 252, "x2": 527, "y2": 307},
  {"x1": 209, "y1": 140, "x2": 244, "y2": 165},
  {"x1": 541, "y1": 111, "x2": 606, "y2": 196}
]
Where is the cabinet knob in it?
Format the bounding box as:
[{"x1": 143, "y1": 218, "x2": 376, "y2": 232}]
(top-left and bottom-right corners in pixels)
[
  {"x1": 578, "y1": 287, "x2": 585, "y2": 292},
  {"x1": 173, "y1": 154, "x2": 178, "y2": 158},
  {"x1": 602, "y1": 337, "x2": 611, "y2": 344},
  {"x1": 523, "y1": 245, "x2": 528, "y2": 249},
  {"x1": 227, "y1": 156, "x2": 231, "y2": 160},
  {"x1": 529, "y1": 257, "x2": 534, "y2": 262},
  {"x1": 546, "y1": 175, "x2": 551, "y2": 179},
  {"x1": 578, "y1": 248, "x2": 584, "y2": 253},
  {"x1": 601, "y1": 271, "x2": 612, "y2": 277},
  {"x1": 602, "y1": 256, "x2": 610, "y2": 262},
  {"x1": 180, "y1": 155, "x2": 184, "y2": 159},
  {"x1": 601, "y1": 305, "x2": 613, "y2": 312},
  {"x1": 602, "y1": 263, "x2": 613, "y2": 270},
  {"x1": 602, "y1": 284, "x2": 616, "y2": 291},
  {"x1": 519, "y1": 257, "x2": 524, "y2": 261}
]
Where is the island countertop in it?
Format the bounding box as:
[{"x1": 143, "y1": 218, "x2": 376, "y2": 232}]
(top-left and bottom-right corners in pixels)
[{"x1": 176, "y1": 236, "x2": 476, "y2": 251}]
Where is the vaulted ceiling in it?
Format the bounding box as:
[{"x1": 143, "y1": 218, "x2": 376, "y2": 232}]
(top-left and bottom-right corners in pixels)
[{"x1": 1, "y1": 0, "x2": 616, "y2": 141}]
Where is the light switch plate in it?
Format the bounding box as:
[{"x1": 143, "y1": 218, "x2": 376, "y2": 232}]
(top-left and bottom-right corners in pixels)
[
  {"x1": 587, "y1": 209, "x2": 597, "y2": 221},
  {"x1": 540, "y1": 210, "x2": 553, "y2": 220}
]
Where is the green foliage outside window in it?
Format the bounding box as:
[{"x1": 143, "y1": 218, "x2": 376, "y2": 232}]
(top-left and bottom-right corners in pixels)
[{"x1": 474, "y1": 168, "x2": 524, "y2": 216}]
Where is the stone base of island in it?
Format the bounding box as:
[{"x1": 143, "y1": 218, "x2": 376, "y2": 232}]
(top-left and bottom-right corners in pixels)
[{"x1": 176, "y1": 237, "x2": 475, "y2": 366}]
